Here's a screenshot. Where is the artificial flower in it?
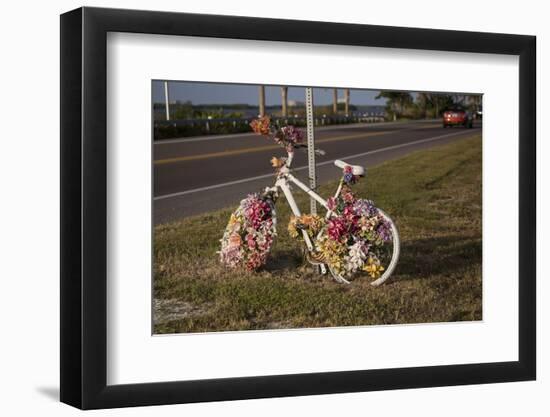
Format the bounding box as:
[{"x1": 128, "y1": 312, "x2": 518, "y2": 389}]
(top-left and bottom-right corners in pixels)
[
  {"x1": 250, "y1": 116, "x2": 271, "y2": 135},
  {"x1": 288, "y1": 214, "x2": 325, "y2": 239},
  {"x1": 363, "y1": 256, "x2": 385, "y2": 278},
  {"x1": 291, "y1": 183, "x2": 393, "y2": 280},
  {"x1": 219, "y1": 193, "x2": 276, "y2": 271},
  {"x1": 271, "y1": 157, "x2": 285, "y2": 168},
  {"x1": 250, "y1": 117, "x2": 304, "y2": 152}
]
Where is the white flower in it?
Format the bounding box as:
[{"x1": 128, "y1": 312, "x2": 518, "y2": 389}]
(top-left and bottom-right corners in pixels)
[{"x1": 344, "y1": 241, "x2": 368, "y2": 275}]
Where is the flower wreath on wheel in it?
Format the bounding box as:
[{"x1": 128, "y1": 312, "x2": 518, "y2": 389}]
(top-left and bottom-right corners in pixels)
[
  {"x1": 219, "y1": 193, "x2": 277, "y2": 271},
  {"x1": 289, "y1": 183, "x2": 392, "y2": 280}
]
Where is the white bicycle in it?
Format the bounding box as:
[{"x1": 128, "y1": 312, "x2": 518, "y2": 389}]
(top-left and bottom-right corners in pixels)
[{"x1": 219, "y1": 117, "x2": 400, "y2": 286}]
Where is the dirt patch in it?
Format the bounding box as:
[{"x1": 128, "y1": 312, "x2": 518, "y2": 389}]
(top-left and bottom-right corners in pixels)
[{"x1": 153, "y1": 299, "x2": 212, "y2": 325}]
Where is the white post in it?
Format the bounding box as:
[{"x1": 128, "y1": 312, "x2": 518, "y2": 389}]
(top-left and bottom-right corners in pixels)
[
  {"x1": 164, "y1": 81, "x2": 170, "y2": 121},
  {"x1": 305, "y1": 88, "x2": 317, "y2": 215}
]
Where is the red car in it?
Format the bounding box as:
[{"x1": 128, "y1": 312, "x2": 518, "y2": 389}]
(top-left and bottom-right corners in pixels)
[{"x1": 443, "y1": 108, "x2": 473, "y2": 128}]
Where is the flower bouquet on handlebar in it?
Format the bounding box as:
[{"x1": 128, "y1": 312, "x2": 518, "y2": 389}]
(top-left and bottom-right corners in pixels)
[{"x1": 219, "y1": 116, "x2": 400, "y2": 285}]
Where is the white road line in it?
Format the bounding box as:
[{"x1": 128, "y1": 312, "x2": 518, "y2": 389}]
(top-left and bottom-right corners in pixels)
[
  {"x1": 153, "y1": 130, "x2": 472, "y2": 201},
  {"x1": 154, "y1": 172, "x2": 278, "y2": 200},
  {"x1": 153, "y1": 119, "x2": 439, "y2": 145}
]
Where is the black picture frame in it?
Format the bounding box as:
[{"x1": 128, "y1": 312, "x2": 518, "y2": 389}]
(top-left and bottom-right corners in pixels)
[{"x1": 60, "y1": 6, "x2": 536, "y2": 410}]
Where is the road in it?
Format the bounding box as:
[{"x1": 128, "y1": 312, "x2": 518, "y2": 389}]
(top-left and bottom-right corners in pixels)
[{"x1": 154, "y1": 119, "x2": 481, "y2": 224}]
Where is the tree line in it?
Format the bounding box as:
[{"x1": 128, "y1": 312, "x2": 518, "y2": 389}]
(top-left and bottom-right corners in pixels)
[
  {"x1": 258, "y1": 87, "x2": 481, "y2": 120},
  {"x1": 375, "y1": 91, "x2": 482, "y2": 120},
  {"x1": 156, "y1": 86, "x2": 481, "y2": 122}
]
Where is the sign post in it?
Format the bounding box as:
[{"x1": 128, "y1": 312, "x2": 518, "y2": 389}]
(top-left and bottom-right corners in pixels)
[{"x1": 305, "y1": 87, "x2": 317, "y2": 215}]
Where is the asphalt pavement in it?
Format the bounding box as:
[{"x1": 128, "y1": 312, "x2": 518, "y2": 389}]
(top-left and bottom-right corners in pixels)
[{"x1": 154, "y1": 119, "x2": 481, "y2": 224}]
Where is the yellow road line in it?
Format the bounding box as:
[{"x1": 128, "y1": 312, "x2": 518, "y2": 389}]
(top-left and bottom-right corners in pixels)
[{"x1": 154, "y1": 124, "x2": 440, "y2": 165}]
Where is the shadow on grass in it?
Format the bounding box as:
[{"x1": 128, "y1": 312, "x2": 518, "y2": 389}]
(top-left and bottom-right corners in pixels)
[
  {"x1": 264, "y1": 249, "x2": 303, "y2": 273},
  {"x1": 262, "y1": 234, "x2": 481, "y2": 283},
  {"x1": 396, "y1": 234, "x2": 481, "y2": 281}
]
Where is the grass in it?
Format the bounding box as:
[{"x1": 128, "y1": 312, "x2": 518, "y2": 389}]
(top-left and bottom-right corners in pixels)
[{"x1": 154, "y1": 135, "x2": 482, "y2": 333}]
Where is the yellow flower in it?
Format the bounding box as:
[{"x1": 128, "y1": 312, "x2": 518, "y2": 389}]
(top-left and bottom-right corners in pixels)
[
  {"x1": 287, "y1": 217, "x2": 300, "y2": 238},
  {"x1": 363, "y1": 257, "x2": 385, "y2": 278},
  {"x1": 271, "y1": 157, "x2": 284, "y2": 168},
  {"x1": 228, "y1": 213, "x2": 238, "y2": 227},
  {"x1": 316, "y1": 235, "x2": 347, "y2": 276}
]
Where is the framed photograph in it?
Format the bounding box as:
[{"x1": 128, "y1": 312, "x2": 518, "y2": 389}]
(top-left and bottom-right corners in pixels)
[{"x1": 60, "y1": 6, "x2": 536, "y2": 409}]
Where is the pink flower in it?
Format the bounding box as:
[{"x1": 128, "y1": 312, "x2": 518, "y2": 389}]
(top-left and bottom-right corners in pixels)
[
  {"x1": 280, "y1": 125, "x2": 304, "y2": 144},
  {"x1": 220, "y1": 246, "x2": 243, "y2": 268},
  {"x1": 246, "y1": 252, "x2": 263, "y2": 270},
  {"x1": 342, "y1": 189, "x2": 355, "y2": 204},
  {"x1": 220, "y1": 193, "x2": 276, "y2": 270},
  {"x1": 343, "y1": 205, "x2": 355, "y2": 218},
  {"x1": 246, "y1": 233, "x2": 256, "y2": 249},
  {"x1": 327, "y1": 218, "x2": 347, "y2": 241}
]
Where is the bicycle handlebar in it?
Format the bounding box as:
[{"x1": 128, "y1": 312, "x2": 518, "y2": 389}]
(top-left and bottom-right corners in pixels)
[{"x1": 284, "y1": 145, "x2": 325, "y2": 170}]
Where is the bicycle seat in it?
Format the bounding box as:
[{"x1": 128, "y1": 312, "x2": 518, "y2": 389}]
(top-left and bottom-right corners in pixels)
[{"x1": 334, "y1": 160, "x2": 365, "y2": 176}]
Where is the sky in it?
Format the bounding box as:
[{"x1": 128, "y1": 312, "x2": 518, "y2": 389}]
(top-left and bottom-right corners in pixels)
[{"x1": 152, "y1": 81, "x2": 387, "y2": 106}]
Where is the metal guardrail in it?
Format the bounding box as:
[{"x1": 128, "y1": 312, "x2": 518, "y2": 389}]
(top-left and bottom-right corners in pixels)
[{"x1": 154, "y1": 114, "x2": 386, "y2": 130}]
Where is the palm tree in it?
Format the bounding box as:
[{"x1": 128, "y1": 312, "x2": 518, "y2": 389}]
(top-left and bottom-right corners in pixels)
[
  {"x1": 332, "y1": 88, "x2": 338, "y2": 114},
  {"x1": 280, "y1": 86, "x2": 288, "y2": 117},
  {"x1": 344, "y1": 89, "x2": 350, "y2": 116},
  {"x1": 258, "y1": 85, "x2": 266, "y2": 117}
]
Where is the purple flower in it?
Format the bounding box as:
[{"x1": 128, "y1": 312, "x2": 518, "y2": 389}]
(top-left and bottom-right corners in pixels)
[
  {"x1": 353, "y1": 199, "x2": 378, "y2": 217},
  {"x1": 376, "y1": 218, "x2": 392, "y2": 242},
  {"x1": 343, "y1": 172, "x2": 355, "y2": 184}
]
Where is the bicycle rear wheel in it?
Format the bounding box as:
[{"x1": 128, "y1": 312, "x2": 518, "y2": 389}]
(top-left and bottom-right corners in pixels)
[
  {"x1": 370, "y1": 209, "x2": 400, "y2": 286},
  {"x1": 324, "y1": 209, "x2": 400, "y2": 286}
]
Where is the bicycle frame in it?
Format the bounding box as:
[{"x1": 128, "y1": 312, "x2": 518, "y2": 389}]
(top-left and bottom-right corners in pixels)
[
  {"x1": 262, "y1": 149, "x2": 400, "y2": 286},
  {"x1": 268, "y1": 151, "x2": 343, "y2": 254}
]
